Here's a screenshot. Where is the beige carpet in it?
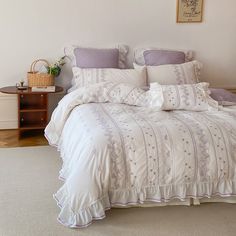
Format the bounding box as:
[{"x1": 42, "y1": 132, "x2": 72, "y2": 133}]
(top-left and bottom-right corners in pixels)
[{"x1": 0, "y1": 147, "x2": 236, "y2": 236}]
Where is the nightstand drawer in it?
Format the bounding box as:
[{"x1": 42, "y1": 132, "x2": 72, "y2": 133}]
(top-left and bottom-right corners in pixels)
[
  {"x1": 20, "y1": 94, "x2": 47, "y2": 110},
  {"x1": 20, "y1": 111, "x2": 47, "y2": 129}
]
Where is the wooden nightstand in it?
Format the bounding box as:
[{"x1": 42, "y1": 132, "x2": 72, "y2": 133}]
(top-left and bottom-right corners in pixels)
[{"x1": 0, "y1": 86, "x2": 63, "y2": 137}]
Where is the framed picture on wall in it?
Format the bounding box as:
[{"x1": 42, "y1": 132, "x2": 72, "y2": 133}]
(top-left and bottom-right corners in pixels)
[{"x1": 176, "y1": 0, "x2": 204, "y2": 23}]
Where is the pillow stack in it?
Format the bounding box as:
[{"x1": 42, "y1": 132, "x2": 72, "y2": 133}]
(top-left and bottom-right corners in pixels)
[
  {"x1": 134, "y1": 47, "x2": 201, "y2": 86},
  {"x1": 65, "y1": 44, "x2": 235, "y2": 111},
  {"x1": 134, "y1": 47, "x2": 218, "y2": 111},
  {"x1": 67, "y1": 45, "x2": 147, "y2": 92}
]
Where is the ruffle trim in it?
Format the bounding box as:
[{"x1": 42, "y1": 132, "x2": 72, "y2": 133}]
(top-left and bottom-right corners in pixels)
[
  {"x1": 44, "y1": 124, "x2": 59, "y2": 147},
  {"x1": 54, "y1": 180, "x2": 236, "y2": 228},
  {"x1": 54, "y1": 186, "x2": 111, "y2": 228}
]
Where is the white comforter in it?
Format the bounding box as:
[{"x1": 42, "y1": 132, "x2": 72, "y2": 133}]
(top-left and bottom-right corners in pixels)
[{"x1": 45, "y1": 82, "x2": 236, "y2": 228}]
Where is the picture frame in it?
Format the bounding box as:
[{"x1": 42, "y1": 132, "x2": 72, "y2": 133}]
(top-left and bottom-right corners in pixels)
[{"x1": 176, "y1": 0, "x2": 204, "y2": 23}]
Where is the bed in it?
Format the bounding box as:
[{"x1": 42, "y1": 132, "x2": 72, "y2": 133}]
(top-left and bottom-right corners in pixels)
[{"x1": 45, "y1": 82, "x2": 236, "y2": 228}]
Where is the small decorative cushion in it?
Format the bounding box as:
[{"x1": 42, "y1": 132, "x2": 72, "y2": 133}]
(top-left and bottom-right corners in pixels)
[
  {"x1": 69, "y1": 67, "x2": 147, "y2": 92},
  {"x1": 210, "y1": 88, "x2": 236, "y2": 106},
  {"x1": 149, "y1": 82, "x2": 218, "y2": 111},
  {"x1": 134, "y1": 60, "x2": 202, "y2": 85},
  {"x1": 134, "y1": 47, "x2": 193, "y2": 66},
  {"x1": 65, "y1": 44, "x2": 129, "y2": 69},
  {"x1": 143, "y1": 50, "x2": 186, "y2": 66}
]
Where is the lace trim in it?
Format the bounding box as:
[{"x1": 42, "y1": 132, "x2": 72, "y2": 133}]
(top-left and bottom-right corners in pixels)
[{"x1": 54, "y1": 180, "x2": 236, "y2": 228}]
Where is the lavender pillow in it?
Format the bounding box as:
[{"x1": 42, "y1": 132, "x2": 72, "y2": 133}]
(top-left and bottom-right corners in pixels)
[
  {"x1": 65, "y1": 45, "x2": 129, "y2": 69},
  {"x1": 210, "y1": 88, "x2": 236, "y2": 106},
  {"x1": 134, "y1": 47, "x2": 193, "y2": 66},
  {"x1": 144, "y1": 50, "x2": 186, "y2": 66},
  {"x1": 74, "y1": 48, "x2": 119, "y2": 68}
]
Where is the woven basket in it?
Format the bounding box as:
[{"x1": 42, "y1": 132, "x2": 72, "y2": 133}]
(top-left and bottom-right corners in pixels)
[{"x1": 27, "y1": 59, "x2": 54, "y2": 87}]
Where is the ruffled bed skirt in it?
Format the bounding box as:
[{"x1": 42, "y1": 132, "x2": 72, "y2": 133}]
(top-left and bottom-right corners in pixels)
[{"x1": 54, "y1": 180, "x2": 236, "y2": 228}]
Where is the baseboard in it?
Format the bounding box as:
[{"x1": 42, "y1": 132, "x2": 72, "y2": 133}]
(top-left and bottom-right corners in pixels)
[
  {"x1": 0, "y1": 119, "x2": 18, "y2": 129},
  {"x1": 0, "y1": 93, "x2": 17, "y2": 100}
]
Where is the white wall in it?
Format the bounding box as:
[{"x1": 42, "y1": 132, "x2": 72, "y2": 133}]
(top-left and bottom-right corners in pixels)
[
  {"x1": 0, "y1": 0, "x2": 236, "y2": 128},
  {"x1": 0, "y1": 0, "x2": 236, "y2": 88}
]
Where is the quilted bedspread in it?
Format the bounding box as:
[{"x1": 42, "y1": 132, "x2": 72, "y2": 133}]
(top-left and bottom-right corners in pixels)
[{"x1": 45, "y1": 82, "x2": 236, "y2": 228}]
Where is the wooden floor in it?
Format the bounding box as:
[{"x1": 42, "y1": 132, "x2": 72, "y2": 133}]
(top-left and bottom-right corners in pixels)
[{"x1": 0, "y1": 129, "x2": 48, "y2": 148}]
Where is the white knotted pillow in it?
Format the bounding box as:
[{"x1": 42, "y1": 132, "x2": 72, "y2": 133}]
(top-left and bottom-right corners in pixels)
[{"x1": 149, "y1": 82, "x2": 219, "y2": 111}]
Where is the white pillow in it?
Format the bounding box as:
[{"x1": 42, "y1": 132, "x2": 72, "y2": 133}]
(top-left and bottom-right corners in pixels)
[
  {"x1": 134, "y1": 47, "x2": 193, "y2": 65},
  {"x1": 69, "y1": 67, "x2": 147, "y2": 92},
  {"x1": 149, "y1": 82, "x2": 218, "y2": 111},
  {"x1": 135, "y1": 61, "x2": 202, "y2": 85}
]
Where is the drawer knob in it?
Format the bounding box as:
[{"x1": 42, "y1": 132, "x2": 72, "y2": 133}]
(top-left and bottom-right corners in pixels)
[
  {"x1": 41, "y1": 95, "x2": 44, "y2": 97},
  {"x1": 21, "y1": 95, "x2": 24, "y2": 99},
  {"x1": 21, "y1": 118, "x2": 24, "y2": 122}
]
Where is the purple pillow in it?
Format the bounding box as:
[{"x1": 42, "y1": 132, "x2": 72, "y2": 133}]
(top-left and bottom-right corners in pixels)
[
  {"x1": 143, "y1": 50, "x2": 186, "y2": 66},
  {"x1": 74, "y1": 48, "x2": 119, "y2": 68},
  {"x1": 210, "y1": 88, "x2": 236, "y2": 105}
]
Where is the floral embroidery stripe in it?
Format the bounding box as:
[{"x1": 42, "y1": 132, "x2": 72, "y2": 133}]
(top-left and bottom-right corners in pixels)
[
  {"x1": 180, "y1": 64, "x2": 187, "y2": 84},
  {"x1": 90, "y1": 104, "x2": 123, "y2": 188},
  {"x1": 173, "y1": 115, "x2": 198, "y2": 181},
  {"x1": 203, "y1": 113, "x2": 235, "y2": 179},
  {"x1": 124, "y1": 107, "x2": 150, "y2": 184},
  {"x1": 100, "y1": 104, "x2": 130, "y2": 187},
  {"x1": 100, "y1": 104, "x2": 129, "y2": 187},
  {"x1": 191, "y1": 84, "x2": 197, "y2": 106},
  {"x1": 181, "y1": 112, "x2": 212, "y2": 182},
  {"x1": 174, "y1": 85, "x2": 181, "y2": 108},
  {"x1": 173, "y1": 65, "x2": 183, "y2": 84},
  {"x1": 134, "y1": 109, "x2": 160, "y2": 184}
]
